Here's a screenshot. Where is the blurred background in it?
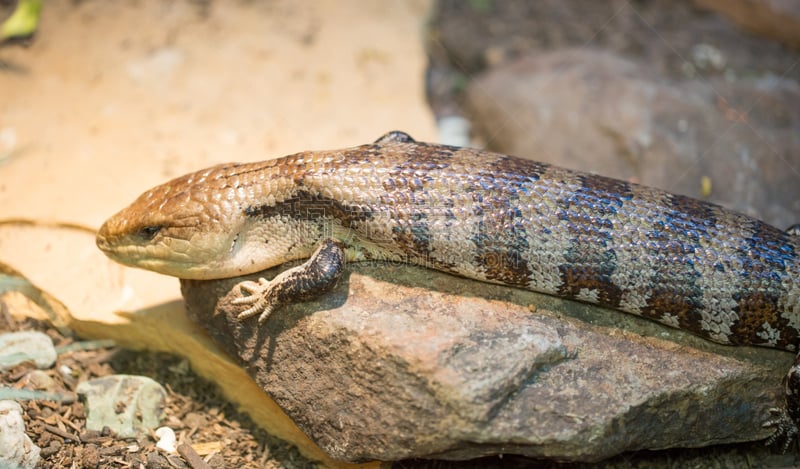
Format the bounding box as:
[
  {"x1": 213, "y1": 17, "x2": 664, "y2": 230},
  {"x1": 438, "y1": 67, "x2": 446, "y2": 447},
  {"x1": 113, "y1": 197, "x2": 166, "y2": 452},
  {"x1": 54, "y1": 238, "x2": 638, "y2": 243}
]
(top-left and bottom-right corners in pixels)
[{"x1": 427, "y1": 0, "x2": 800, "y2": 230}]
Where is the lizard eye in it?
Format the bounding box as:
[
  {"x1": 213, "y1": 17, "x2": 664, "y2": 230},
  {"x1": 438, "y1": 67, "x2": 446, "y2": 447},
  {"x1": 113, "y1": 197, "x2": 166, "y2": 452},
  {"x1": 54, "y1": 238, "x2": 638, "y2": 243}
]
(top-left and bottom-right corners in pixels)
[{"x1": 137, "y1": 225, "x2": 162, "y2": 241}]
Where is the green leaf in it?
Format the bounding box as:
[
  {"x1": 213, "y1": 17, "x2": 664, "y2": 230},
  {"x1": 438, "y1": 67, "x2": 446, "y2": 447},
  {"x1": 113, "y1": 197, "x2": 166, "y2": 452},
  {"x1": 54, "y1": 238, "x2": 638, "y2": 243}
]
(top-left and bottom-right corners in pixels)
[{"x1": 1, "y1": 0, "x2": 43, "y2": 41}]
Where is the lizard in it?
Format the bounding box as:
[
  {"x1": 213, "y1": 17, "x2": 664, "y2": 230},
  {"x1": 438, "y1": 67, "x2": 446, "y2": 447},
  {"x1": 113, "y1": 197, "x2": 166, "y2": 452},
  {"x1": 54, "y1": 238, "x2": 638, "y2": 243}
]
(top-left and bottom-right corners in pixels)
[{"x1": 96, "y1": 131, "x2": 800, "y2": 449}]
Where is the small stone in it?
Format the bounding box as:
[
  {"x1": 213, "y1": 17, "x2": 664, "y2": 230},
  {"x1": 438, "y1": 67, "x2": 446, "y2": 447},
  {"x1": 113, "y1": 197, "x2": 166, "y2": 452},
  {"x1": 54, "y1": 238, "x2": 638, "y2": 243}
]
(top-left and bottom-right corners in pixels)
[
  {"x1": 77, "y1": 375, "x2": 166, "y2": 438},
  {"x1": 183, "y1": 412, "x2": 207, "y2": 429},
  {"x1": 155, "y1": 426, "x2": 177, "y2": 453},
  {"x1": 0, "y1": 400, "x2": 41, "y2": 469},
  {"x1": 692, "y1": 43, "x2": 726, "y2": 71},
  {"x1": 0, "y1": 331, "x2": 57, "y2": 370},
  {"x1": 436, "y1": 115, "x2": 471, "y2": 148},
  {"x1": 21, "y1": 370, "x2": 56, "y2": 392},
  {"x1": 78, "y1": 444, "x2": 100, "y2": 468}
]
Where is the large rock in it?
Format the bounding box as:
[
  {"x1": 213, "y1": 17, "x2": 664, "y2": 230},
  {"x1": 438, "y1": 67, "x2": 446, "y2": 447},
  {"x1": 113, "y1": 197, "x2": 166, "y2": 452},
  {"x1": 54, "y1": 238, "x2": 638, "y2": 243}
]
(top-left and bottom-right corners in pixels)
[
  {"x1": 427, "y1": 0, "x2": 800, "y2": 119},
  {"x1": 465, "y1": 49, "x2": 800, "y2": 230},
  {"x1": 181, "y1": 262, "x2": 790, "y2": 463}
]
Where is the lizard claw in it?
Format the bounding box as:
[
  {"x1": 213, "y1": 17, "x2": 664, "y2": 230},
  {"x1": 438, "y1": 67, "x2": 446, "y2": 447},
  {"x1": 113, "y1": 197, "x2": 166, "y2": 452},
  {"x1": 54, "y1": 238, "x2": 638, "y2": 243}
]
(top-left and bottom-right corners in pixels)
[
  {"x1": 229, "y1": 238, "x2": 346, "y2": 324},
  {"x1": 763, "y1": 407, "x2": 798, "y2": 453},
  {"x1": 232, "y1": 278, "x2": 275, "y2": 323},
  {"x1": 236, "y1": 278, "x2": 269, "y2": 297}
]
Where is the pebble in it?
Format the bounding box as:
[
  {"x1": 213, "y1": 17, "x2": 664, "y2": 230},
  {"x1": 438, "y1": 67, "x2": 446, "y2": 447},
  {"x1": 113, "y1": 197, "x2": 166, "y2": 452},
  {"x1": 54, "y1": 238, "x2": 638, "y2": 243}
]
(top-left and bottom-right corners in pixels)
[
  {"x1": 20, "y1": 369, "x2": 56, "y2": 391},
  {"x1": 0, "y1": 400, "x2": 41, "y2": 469},
  {"x1": 155, "y1": 426, "x2": 177, "y2": 453},
  {"x1": 436, "y1": 115, "x2": 471, "y2": 148},
  {"x1": 77, "y1": 375, "x2": 167, "y2": 438},
  {"x1": 0, "y1": 331, "x2": 57, "y2": 370}
]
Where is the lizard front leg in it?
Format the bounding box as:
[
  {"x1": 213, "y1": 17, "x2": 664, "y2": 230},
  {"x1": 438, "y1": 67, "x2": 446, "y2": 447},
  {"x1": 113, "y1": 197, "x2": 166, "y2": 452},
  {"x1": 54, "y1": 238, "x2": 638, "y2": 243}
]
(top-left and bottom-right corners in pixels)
[
  {"x1": 764, "y1": 351, "x2": 800, "y2": 452},
  {"x1": 232, "y1": 238, "x2": 346, "y2": 323}
]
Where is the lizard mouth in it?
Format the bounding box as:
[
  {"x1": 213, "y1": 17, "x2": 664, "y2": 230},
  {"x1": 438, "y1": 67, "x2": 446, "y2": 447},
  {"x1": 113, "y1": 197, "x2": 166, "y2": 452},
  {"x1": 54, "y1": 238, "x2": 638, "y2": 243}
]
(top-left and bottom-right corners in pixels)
[
  {"x1": 95, "y1": 233, "x2": 139, "y2": 268},
  {"x1": 95, "y1": 213, "x2": 131, "y2": 253},
  {"x1": 95, "y1": 225, "x2": 120, "y2": 259},
  {"x1": 95, "y1": 232, "x2": 114, "y2": 255}
]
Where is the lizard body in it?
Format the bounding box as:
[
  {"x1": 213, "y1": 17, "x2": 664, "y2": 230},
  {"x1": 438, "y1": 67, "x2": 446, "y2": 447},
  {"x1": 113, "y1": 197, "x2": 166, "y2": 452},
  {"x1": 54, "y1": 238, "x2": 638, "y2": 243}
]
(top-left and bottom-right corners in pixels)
[{"x1": 97, "y1": 131, "x2": 800, "y2": 447}]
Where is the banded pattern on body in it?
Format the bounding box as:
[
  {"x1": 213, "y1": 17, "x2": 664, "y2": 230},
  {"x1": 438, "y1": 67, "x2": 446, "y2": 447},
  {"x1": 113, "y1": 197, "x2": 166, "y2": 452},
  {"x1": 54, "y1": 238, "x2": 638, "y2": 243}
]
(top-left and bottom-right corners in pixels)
[{"x1": 97, "y1": 132, "x2": 800, "y2": 352}]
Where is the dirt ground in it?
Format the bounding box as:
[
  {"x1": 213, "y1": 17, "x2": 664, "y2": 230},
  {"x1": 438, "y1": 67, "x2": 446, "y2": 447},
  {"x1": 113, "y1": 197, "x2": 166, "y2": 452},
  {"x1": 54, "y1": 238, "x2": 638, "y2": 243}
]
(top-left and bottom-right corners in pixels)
[{"x1": 1, "y1": 313, "x2": 311, "y2": 468}]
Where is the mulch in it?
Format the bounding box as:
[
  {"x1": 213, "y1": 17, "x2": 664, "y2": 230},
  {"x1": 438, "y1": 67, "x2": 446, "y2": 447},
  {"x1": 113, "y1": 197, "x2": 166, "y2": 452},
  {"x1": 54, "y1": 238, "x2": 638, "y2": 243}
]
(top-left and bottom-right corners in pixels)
[{"x1": 0, "y1": 309, "x2": 313, "y2": 468}]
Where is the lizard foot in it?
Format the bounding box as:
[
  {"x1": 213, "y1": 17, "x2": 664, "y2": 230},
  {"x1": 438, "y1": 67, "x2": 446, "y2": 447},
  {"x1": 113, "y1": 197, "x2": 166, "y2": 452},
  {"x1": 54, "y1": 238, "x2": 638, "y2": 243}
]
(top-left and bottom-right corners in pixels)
[
  {"x1": 232, "y1": 278, "x2": 276, "y2": 323},
  {"x1": 230, "y1": 238, "x2": 346, "y2": 324},
  {"x1": 763, "y1": 407, "x2": 798, "y2": 453}
]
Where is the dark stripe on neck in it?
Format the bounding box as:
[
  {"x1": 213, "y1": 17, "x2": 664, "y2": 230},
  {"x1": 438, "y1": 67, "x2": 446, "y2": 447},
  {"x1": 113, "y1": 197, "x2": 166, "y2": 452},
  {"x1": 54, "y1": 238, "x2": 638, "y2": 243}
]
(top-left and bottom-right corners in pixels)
[{"x1": 244, "y1": 190, "x2": 374, "y2": 224}]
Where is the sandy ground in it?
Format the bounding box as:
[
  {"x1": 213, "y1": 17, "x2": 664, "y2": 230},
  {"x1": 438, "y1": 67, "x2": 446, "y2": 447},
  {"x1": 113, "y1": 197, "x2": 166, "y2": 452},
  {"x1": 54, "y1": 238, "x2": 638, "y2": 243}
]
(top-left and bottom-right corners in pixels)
[{"x1": 0, "y1": 0, "x2": 435, "y2": 317}]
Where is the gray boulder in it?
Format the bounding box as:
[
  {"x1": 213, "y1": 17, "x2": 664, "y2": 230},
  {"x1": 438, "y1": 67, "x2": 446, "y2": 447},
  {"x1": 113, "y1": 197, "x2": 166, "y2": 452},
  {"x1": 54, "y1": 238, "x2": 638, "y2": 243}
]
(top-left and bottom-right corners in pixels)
[{"x1": 181, "y1": 262, "x2": 789, "y2": 462}]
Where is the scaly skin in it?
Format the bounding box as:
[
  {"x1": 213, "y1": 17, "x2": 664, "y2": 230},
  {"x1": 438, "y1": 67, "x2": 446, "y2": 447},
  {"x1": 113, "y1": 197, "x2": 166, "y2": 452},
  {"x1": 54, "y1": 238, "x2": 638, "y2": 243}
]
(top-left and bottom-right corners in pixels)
[{"x1": 96, "y1": 131, "x2": 800, "y2": 448}]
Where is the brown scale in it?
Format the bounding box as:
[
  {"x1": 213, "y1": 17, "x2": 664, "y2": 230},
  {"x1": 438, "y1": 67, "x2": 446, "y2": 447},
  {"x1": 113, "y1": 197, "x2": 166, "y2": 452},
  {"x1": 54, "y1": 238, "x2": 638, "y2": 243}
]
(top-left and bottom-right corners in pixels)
[
  {"x1": 472, "y1": 212, "x2": 532, "y2": 288},
  {"x1": 731, "y1": 290, "x2": 785, "y2": 346},
  {"x1": 642, "y1": 288, "x2": 704, "y2": 333},
  {"x1": 637, "y1": 240, "x2": 705, "y2": 334},
  {"x1": 554, "y1": 176, "x2": 628, "y2": 308}
]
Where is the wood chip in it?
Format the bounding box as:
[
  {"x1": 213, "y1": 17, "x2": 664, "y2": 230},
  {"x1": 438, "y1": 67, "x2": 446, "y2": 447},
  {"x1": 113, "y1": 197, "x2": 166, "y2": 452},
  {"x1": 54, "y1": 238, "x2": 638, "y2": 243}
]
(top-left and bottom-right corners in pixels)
[
  {"x1": 190, "y1": 441, "x2": 224, "y2": 456},
  {"x1": 177, "y1": 443, "x2": 211, "y2": 469},
  {"x1": 43, "y1": 423, "x2": 80, "y2": 443}
]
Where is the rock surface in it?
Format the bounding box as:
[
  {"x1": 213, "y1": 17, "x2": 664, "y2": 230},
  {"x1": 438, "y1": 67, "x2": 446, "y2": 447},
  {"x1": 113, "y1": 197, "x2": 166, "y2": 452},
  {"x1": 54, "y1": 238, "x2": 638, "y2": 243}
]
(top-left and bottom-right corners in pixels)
[
  {"x1": 181, "y1": 262, "x2": 790, "y2": 463},
  {"x1": 77, "y1": 375, "x2": 167, "y2": 439},
  {"x1": 0, "y1": 400, "x2": 40, "y2": 469},
  {"x1": 465, "y1": 48, "x2": 800, "y2": 230}
]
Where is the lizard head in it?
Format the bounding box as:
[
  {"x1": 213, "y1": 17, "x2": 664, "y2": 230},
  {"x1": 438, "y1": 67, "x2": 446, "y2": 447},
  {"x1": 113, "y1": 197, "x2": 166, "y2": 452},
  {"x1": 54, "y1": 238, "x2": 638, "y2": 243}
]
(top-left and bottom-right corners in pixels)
[
  {"x1": 97, "y1": 160, "x2": 320, "y2": 280},
  {"x1": 96, "y1": 164, "x2": 261, "y2": 280},
  {"x1": 96, "y1": 161, "x2": 296, "y2": 279}
]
